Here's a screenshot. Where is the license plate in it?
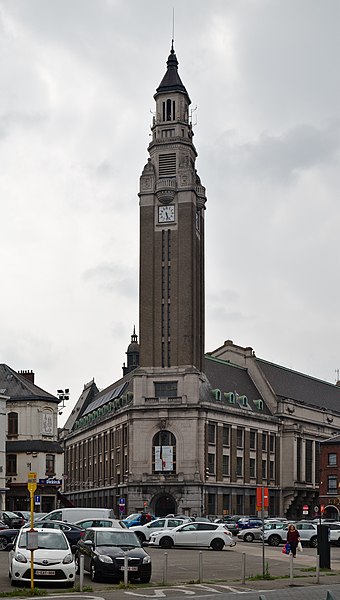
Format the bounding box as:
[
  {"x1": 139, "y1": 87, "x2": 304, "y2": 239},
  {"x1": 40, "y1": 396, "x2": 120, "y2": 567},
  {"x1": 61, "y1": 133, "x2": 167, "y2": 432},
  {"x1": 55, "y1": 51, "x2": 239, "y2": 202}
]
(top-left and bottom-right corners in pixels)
[
  {"x1": 35, "y1": 570, "x2": 55, "y2": 576},
  {"x1": 120, "y1": 566, "x2": 138, "y2": 571}
]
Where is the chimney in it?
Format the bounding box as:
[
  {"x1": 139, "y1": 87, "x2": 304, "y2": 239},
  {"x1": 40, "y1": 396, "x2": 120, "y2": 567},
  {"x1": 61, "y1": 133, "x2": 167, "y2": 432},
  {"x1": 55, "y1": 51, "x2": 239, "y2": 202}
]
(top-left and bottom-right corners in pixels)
[{"x1": 18, "y1": 370, "x2": 35, "y2": 384}]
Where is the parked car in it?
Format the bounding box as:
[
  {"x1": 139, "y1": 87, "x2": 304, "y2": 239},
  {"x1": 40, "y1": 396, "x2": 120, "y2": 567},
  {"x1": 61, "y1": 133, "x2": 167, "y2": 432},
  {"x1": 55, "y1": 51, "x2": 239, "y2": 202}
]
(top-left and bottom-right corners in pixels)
[
  {"x1": 130, "y1": 517, "x2": 188, "y2": 542},
  {"x1": 14, "y1": 511, "x2": 31, "y2": 523},
  {"x1": 0, "y1": 520, "x2": 9, "y2": 530},
  {"x1": 0, "y1": 529, "x2": 19, "y2": 550},
  {"x1": 237, "y1": 521, "x2": 286, "y2": 543},
  {"x1": 122, "y1": 513, "x2": 156, "y2": 528},
  {"x1": 237, "y1": 518, "x2": 263, "y2": 530},
  {"x1": 73, "y1": 518, "x2": 126, "y2": 530},
  {"x1": 74, "y1": 527, "x2": 151, "y2": 583},
  {"x1": 0, "y1": 511, "x2": 24, "y2": 529},
  {"x1": 263, "y1": 521, "x2": 318, "y2": 547},
  {"x1": 38, "y1": 507, "x2": 114, "y2": 523},
  {"x1": 22, "y1": 520, "x2": 85, "y2": 546},
  {"x1": 148, "y1": 521, "x2": 236, "y2": 551},
  {"x1": 326, "y1": 523, "x2": 340, "y2": 545},
  {"x1": 8, "y1": 527, "x2": 75, "y2": 587}
]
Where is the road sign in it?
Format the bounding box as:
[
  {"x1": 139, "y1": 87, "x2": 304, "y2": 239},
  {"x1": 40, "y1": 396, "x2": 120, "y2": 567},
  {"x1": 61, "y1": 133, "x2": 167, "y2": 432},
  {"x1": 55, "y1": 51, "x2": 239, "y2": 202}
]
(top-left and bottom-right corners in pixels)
[
  {"x1": 119, "y1": 497, "x2": 125, "y2": 505},
  {"x1": 314, "y1": 505, "x2": 319, "y2": 512},
  {"x1": 119, "y1": 505, "x2": 125, "y2": 513},
  {"x1": 34, "y1": 495, "x2": 41, "y2": 505},
  {"x1": 303, "y1": 504, "x2": 309, "y2": 511}
]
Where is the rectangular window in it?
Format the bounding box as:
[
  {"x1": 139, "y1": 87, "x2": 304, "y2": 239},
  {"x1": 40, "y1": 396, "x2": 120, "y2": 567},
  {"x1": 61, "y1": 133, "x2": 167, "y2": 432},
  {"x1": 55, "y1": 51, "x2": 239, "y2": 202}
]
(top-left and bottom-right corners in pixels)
[
  {"x1": 154, "y1": 381, "x2": 178, "y2": 397},
  {"x1": 222, "y1": 425, "x2": 230, "y2": 446},
  {"x1": 207, "y1": 423, "x2": 216, "y2": 444},
  {"x1": 262, "y1": 460, "x2": 267, "y2": 479},
  {"x1": 222, "y1": 454, "x2": 229, "y2": 476},
  {"x1": 236, "y1": 494, "x2": 243, "y2": 514},
  {"x1": 6, "y1": 454, "x2": 17, "y2": 475},
  {"x1": 262, "y1": 433, "x2": 267, "y2": 451},
  {"x1": 236, "y1": 428, "x2": 244, "y2": 448},
  {"x1": 315, "y1": 441, "x2": 320, "y2": 484},
  {"x1": 208, "y1": 453, "x2": 215, "y2": 475},
  {"x1": 328, "y1": 453, "x2": 337, "y2": 466},
  {"x1": 46, "y1": 454, "x2": 55, "y2": 476},
  {"x1": 269, "y1": 460, "x2": 274, "y2": 479},
  {"x1": 296, "y1": 437, "x2": 301, "y2": 481},
  {"x1": 249, "y1": 495, "x2": 256, "y2": 515},
  {"x1": 236, "y1": 456, "x2": 243, "y2": 477},
  {"x1": 222, "y1": 494, "x2": 230, "y2": 514},
  {"x1": 207, "y1": 493, "x2": 216, "y2": 515},
  {"x1": 250, "y1": 458, "x2": 256, "y2": 478},
  {"x1": 328, "y1": 475, "x2": 337, "y2": 494},
  {"x1": 269, "y1": 434, "x2": 275, "y2": 452},
  {"x1": 250, "y1": 430, "x2": 256, "y2": 449}
]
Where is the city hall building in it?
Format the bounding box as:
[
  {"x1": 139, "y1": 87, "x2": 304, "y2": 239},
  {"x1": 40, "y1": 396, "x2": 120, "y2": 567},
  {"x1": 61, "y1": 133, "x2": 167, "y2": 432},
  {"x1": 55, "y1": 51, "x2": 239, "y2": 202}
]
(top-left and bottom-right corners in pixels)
[{"x1": 59, "y1": 45, "x2": 340, "y2": 520}]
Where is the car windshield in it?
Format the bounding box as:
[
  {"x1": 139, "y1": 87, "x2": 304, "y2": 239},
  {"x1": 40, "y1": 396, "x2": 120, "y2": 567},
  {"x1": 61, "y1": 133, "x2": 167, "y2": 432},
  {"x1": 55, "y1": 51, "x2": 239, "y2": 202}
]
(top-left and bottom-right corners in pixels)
[
  {"x1": 124, "y1": 514, "x2": 139, "y2": 522},
  {"x1": 18, "y1": 531, "x2": 68, "y2": 550},
  {"x1": 96, "y1": 531, "x2": 140, "y2": 547}
]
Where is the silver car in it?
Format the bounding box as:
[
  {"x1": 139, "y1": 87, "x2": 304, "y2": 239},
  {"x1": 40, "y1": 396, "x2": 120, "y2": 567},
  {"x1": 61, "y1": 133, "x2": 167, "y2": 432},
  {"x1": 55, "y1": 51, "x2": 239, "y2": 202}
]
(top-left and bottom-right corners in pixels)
[{"x1": 237, "y1": 521, "x2": 286, "y2": 543}]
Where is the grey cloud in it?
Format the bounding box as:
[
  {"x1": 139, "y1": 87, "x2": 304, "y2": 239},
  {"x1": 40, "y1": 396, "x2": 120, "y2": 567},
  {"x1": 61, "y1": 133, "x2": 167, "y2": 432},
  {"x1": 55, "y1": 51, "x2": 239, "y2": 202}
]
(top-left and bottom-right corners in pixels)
[
  {"x1": 83, "y1": 263, "x2": 137, "y2": 298},
  {"x1": 0, "y1": 111, "x2": 47, "y2": 139}
]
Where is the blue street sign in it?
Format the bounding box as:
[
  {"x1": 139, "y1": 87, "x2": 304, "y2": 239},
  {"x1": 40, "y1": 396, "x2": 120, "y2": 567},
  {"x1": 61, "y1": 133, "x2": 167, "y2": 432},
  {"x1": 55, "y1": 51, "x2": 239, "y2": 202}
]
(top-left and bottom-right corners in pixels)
[
  {"x1": 34, "y1": 495, "x2": 41, "y2": 504},
  {"x1": 119, "y1": 497, "x2": 125, "y2": 505}
]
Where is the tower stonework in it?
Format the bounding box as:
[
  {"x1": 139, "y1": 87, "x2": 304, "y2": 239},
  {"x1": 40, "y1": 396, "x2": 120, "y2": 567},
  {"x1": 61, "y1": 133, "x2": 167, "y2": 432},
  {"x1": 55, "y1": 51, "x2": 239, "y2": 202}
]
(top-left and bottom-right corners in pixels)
[{"x1": 139, "y1": 45, "x2": 207, "y2": 372}]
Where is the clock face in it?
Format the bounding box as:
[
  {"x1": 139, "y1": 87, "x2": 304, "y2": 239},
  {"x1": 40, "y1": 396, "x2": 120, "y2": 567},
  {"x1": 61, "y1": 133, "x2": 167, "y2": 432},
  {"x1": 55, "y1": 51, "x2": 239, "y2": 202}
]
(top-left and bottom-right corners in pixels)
[{"x1": 158, "y1": 205, "x2": 175, "y2": 223}]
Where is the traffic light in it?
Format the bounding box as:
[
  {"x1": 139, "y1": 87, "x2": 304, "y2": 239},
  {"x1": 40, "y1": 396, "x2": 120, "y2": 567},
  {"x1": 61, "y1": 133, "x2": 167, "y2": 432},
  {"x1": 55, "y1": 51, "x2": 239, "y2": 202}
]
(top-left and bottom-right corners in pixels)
[{"x1": 205, "y1": 467, "x2": 210, "y2": 479}]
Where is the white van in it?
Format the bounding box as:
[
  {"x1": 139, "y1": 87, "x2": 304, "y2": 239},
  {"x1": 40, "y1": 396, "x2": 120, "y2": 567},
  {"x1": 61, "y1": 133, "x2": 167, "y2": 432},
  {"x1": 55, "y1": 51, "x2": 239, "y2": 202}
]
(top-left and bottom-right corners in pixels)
[{"x1": 37, "y1": 507, "x2": 114, "y2": 523}]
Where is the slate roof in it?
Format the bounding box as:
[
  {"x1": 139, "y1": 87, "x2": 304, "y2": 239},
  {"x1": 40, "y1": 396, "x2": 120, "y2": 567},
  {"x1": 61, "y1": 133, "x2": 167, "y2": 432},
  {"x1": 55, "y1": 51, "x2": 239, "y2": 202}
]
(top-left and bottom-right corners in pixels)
[
  {"x1": 204, "y1": 355, "x2": 271, "y2": 416},
  {"x1": 0, "y1": 364, "x2": 58, "y2": 402},
  {"x1": 256, "y1": 357, "x2": 340, "y2": 413},
  {"x1": 155, "y1": 44, "x2": 190, "y2": 101},
  {"x1": 6, "y1": 440, "x2": 63, "y2": 453}
]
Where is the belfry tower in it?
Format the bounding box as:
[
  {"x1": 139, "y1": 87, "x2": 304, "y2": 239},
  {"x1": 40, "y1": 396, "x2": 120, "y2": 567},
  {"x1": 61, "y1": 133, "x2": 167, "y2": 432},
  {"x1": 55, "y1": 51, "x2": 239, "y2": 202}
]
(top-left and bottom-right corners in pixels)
[{"x1": 139, "y1": 44, "x2": 207, "y2": 372}]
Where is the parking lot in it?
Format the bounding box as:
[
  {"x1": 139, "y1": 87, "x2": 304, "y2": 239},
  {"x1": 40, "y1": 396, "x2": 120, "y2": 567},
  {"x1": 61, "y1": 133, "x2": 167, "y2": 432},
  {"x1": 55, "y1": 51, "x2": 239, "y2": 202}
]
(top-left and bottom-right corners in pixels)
[{"x1": 1, "y1": 540, "x2": 340, "y2": 592}]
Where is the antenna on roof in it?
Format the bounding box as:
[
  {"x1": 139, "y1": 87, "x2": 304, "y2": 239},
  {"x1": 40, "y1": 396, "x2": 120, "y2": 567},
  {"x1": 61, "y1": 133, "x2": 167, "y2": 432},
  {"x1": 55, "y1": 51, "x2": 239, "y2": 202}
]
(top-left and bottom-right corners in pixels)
[{"x1": 172, "y1": 7, "x2": 175, "y2": 49}]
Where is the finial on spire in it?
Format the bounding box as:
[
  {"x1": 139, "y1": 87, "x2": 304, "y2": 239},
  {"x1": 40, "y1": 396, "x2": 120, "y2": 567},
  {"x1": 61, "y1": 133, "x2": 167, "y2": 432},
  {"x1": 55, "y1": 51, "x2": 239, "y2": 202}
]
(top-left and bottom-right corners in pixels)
[{"x1": 171, "y1": 7, "x2": 175, "y2": 53}]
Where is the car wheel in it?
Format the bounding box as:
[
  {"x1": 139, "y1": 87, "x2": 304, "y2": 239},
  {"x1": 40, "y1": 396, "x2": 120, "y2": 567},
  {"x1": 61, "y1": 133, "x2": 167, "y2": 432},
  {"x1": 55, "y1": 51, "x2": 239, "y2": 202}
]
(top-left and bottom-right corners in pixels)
[
  {"x1": 90, "y1": 561, "x2": 99, "y2": 582},
  {"x1": 211, "y1": 538, "x2": 224, "y2": 551},
  {"x1": 0, "y1": 536, "x2": 8, "y2": 550},
  {"x1": 136, "y1": 532, "x2": 146, "y2": 543},
  {"x1": 160, "y1": 536, "x2": 173, "y2": 549},
  {"x1": 140, "y1": 575, "x2": 151, "y2": 583},
  {"x1": 310, "y1": 536, "x2": 317, "y2": 548},
  {"x1": 268, "y1": 534, "x2": 281, "y2": 546},
  {"x1": 244, "y1": 532, "x2": 254, "y2": 543}
]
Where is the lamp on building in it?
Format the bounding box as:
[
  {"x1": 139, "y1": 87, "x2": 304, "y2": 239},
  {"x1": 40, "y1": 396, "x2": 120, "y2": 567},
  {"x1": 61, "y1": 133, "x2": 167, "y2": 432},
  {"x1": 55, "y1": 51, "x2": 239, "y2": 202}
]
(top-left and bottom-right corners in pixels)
[{"x1": 57, "y1": 388, "x2": 70, "y2": 415}]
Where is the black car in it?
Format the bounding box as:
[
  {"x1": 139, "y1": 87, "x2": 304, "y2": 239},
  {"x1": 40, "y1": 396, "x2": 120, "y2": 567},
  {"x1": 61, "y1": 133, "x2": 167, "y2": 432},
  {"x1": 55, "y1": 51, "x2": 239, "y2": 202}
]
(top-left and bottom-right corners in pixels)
[
  {"x1": 0, "y1": 529, "x2": 19, "y2": 550},
  {"x1": 74, "y1": 527, "x2": 152, "y2": 583},
  {"x1": 0, "y1": 511, "x2": 23, "y2": 529},
  {"x1": 22, "y1": 520, "x2": 85, "y2": 546}
]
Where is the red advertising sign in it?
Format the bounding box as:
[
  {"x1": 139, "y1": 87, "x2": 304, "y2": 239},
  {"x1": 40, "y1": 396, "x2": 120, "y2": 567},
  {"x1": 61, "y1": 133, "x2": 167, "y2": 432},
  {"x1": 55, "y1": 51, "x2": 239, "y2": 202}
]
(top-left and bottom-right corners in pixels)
[{"x1": 256, "y1": 487, "x2": 269, "y2": 511}]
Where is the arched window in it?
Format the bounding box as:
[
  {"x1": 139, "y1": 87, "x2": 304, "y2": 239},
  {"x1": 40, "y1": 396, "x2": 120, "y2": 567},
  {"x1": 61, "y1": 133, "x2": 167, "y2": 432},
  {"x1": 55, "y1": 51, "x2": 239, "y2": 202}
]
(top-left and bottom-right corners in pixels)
[
  {"x1": 152, "y1": 430, "x2": 176, "y2": 473},
  {"x1": 8, "y1": 412, "x2": 18, "y2": 436}
]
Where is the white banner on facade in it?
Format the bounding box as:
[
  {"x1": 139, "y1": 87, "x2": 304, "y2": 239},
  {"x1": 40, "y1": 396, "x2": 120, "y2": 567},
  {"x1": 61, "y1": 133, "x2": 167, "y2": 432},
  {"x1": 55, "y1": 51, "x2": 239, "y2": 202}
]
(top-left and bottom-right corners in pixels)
[{"x1": 155, "y1": 446, "x2": 173, "y2": 471}]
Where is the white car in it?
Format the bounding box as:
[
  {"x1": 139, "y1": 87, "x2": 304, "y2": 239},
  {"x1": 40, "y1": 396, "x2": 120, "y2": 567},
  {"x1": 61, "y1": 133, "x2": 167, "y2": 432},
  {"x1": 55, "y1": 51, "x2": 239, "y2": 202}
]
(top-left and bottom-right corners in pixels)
[
  {"x1": 9, "y1": 528, "x2": 75, "y2": 587},
  {"x1": 148, "y1": 521, "x2": 236, "y2": 551},
  {"x1": 262, "y1": 522, "x2": 318, "y2": 547},
  {"x1": 130, "y1": 517, "x2": 188, "y2": 542},
  {"x1": 73, "y1": 517, "x2": 126, "y2": 529}
]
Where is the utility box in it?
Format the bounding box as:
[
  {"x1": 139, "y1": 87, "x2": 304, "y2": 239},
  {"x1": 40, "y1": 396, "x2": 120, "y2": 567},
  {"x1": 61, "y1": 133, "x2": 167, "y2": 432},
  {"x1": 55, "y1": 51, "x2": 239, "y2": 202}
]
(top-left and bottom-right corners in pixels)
[{"x1": 317, "y1": 524, "x2": 330, "y2": 569}]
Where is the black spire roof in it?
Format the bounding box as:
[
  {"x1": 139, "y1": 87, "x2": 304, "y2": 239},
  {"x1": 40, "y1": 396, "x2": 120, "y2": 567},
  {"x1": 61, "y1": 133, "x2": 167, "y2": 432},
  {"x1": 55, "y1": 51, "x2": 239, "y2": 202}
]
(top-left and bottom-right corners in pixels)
[{"x1": 155, "y1": 42, "x2": 190, "y2": 102}]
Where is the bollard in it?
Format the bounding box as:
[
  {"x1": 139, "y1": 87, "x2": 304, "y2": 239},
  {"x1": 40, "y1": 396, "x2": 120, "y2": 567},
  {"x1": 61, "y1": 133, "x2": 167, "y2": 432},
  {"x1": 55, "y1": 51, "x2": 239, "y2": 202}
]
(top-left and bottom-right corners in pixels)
[
  {"x1": 198, "y1": 551, "x2": 203, "y2": 583},
  {"x1": 124, "y1": 552, "x2": 128, "y2": 587},
  {"x1": 316, "y1": 553, "x2": 320, "y2": 584},
  {"x1": 79, "y1": 554, "x2": 84, "y2": 592},
  {"x1": 163, "y1": 552, "x2": 168, "y2": 585},
  {"x1": 289, "y1": 552, "x2": 293, "y2": 585},
  {"x1": 241, "y1": 552, "x2": 246, "y2": 584}
]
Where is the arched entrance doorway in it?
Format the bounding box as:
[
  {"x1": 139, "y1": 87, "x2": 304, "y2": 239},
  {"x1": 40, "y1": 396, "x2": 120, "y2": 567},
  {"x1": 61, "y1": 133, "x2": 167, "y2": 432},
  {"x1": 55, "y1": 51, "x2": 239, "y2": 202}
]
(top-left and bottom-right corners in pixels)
[{"x1": 154, "y1": 495, "x2": 177, "y2": 517}]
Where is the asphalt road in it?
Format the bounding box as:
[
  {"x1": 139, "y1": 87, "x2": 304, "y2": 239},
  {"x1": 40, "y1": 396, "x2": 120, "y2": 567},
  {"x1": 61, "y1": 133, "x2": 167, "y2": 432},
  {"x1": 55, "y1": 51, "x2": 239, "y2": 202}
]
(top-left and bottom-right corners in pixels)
[{"x1": 1, "y1": 540, "x2": 340, "y2": 597}]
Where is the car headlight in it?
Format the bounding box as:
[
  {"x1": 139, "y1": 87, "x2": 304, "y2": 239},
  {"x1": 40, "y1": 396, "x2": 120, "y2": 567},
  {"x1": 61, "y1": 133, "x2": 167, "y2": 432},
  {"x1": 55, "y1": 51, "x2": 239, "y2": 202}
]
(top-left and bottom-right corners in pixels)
[
  {"x1": 142, "y1": 555, "x2": 151, "y2": 564},
  {"x1": 98, "y1": 555, "x2": 113, "y2": 563},
  {"x1": 63, "y1": 553, "x2": 73, "y2": 564},
  {"x1": 15, "y1": 552, "x2": 28, "y2": 563}
]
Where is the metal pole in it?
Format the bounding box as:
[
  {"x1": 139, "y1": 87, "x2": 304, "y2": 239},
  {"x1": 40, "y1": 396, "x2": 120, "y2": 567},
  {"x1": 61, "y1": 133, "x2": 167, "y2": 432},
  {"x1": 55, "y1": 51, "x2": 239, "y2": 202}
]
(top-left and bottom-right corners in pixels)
[
  {"x1": 79, "y1": 555, "x2": 84, "y2": 592},
  {"x1": 289, "y1": 552, "x2": 293, "y2": 585},
  {"x1": 316, "y1": 553, "x2": 320, "y2": 584},
  {"x1": 241, "y1": 552, "x2": 246, "y2": 584},
  {"x1": 261, "y1": 486, "x2": 265, "y2": 578},
  {"x1": 30, "y1": 490, "x2": 34, "y2": 592},
  {"x1": 198, "y1": 551, "x2": 203, "y2": 583},
  {"x1": 163, "y1": 552, "x2": 168, "y2": 585},
  {"x1": 124, "y1": 552, "x2": 128, "y2": 587}
]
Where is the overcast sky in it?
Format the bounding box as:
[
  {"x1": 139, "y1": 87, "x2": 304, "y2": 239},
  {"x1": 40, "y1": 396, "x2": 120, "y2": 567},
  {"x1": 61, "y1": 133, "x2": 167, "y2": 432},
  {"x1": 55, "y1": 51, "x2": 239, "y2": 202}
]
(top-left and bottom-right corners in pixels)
[{"x1": 1, "y1": 0, "x2": 339, "y2": 426}]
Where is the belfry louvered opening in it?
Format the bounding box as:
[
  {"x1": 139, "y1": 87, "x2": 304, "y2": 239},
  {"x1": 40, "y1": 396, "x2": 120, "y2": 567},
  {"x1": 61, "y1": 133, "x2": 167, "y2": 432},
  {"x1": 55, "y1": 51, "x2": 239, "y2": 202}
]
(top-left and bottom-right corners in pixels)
[{"x1": 159, "y1": 153, "x2": 176, "y2": 177}]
